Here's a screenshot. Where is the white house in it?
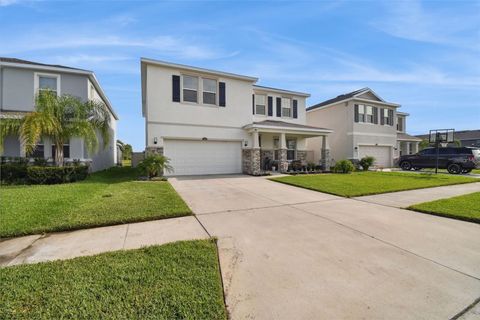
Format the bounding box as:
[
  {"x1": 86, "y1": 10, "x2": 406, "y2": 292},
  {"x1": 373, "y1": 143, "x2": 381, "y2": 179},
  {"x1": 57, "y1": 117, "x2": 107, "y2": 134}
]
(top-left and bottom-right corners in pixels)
[
  {"x1": 0, "y1": 57, "x2": 118, "y2": 171},
  {"x1": 306, "y1": 88, "x2": 421, "y2": 167},
  {"x1": 141, "y1": 58, "x2": 332, "y2": 176}
]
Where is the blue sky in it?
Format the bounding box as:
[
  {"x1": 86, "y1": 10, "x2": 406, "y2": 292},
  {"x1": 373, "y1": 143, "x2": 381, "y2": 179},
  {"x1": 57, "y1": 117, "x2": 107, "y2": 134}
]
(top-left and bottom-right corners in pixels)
[{"x1": 1, "y1": 0, "x2": 479, "y2": 151}]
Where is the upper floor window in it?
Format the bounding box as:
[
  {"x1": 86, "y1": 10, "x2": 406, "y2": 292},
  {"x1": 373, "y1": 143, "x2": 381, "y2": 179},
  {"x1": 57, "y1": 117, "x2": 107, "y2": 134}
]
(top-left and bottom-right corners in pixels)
[
  {"x1": 182, "y1": 75, "x2": 198, "y2": 103},
  {"x1": 255, "y1": 94, "x2": 266, "y2": 115},
  {"x1": 37, "y1": 74, "x2": 59, "y2": 96},
  {"x1": 382, "y1": 108, "x2": 393, "y2": 125},
  {"x1": 281, "y1": 97, "x2": 291, "y2": 117},
  {"x1": 358, "y1": 104, "x2": 365, "y2": 122},
  {"x1": 203, "y1": 78, "x2": 217, "y2": 105},
  {"x1": 365, "y1": 106, "x2": 374, "y2": 123},
  {"x1": 397, "y1": 117, "x2": 404, "y2": 131}
]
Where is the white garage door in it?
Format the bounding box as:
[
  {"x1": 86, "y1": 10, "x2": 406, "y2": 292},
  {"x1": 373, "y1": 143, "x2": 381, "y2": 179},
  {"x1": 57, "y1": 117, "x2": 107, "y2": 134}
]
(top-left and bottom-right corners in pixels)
[
  {"x1": 358, "y1": 145, "x2": 392, "y2": 167},
  {"x1": 164, "y1": 140, "x2": 242, "y2": 176}
]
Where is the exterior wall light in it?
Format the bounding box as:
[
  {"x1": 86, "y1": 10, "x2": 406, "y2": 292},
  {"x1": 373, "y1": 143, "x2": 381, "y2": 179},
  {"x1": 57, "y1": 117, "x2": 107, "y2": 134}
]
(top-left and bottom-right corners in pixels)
[{"x1": 153, "y1": 137, "x2": 158, "y2": 144}]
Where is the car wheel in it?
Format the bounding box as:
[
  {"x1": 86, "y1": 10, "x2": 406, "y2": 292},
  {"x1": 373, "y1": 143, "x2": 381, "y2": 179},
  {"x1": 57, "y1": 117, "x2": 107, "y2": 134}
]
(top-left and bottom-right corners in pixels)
[
  {"x1": 462, "y1": 169, "x2": 472, "y2": 174},
  {"x1": 400, "y1": 161, "x2": 412, "y2": 171},
  {"x1": 447, "y1": 163, "x2": 462, "y2": 174}
]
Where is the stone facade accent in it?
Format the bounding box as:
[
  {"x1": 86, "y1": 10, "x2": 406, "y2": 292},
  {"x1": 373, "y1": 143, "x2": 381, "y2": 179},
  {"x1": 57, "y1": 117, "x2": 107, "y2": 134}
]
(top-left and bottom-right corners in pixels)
[
  {"x1": 321, "y1": 148, "x2": 331, "y2": 171},
  {"x1": 279, "y1": 149, "x2": 288, "y2": 173},
  {"x1": 260, "y1": 150, "x2": 274, "y2": 170},
  {"x1": 296, "y1": 150, "x2": 307, "y2": 162},
  {"x1": 242, "y1": 148, "x2": 261, "y2": 175},
  {"x1": 146, "y1": 147, "x2": 164, "y2": 156}
]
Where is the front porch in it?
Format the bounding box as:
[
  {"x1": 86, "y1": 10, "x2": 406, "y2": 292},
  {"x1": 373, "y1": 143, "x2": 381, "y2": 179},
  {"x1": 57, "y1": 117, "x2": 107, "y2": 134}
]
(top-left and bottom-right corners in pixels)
[
  {"x1": 396, "y1": 133, "x2": 422, "y2": 158},
  {"x1": 242, "y1": 120, "x2": 332, "y2": 175}
]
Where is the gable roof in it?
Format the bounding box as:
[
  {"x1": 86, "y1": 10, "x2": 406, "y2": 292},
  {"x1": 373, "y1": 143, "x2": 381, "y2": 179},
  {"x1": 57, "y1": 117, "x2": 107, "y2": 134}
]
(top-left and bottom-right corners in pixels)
[
  {"x1": 253, "y1": 85, "x2": 310, "y2": 97},
  {"x1": 307, "y1": 87, "x2": 399, "y2": 111},
  {"x1": 0, "y1": 57, "x2": 118, "y2": 120},
  {"x1": 416, "y1": 130, "x2": 480, "y2": 141},
  {"x1": 0, "y1": 57, "x2": 90, "y2": 72}
]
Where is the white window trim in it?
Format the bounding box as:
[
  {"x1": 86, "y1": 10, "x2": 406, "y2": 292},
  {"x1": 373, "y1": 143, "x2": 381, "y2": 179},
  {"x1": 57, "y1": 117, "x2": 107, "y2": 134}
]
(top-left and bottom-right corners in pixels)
[
  {"x1": 255, "y1": 94, "x2": 267, "y2": 116},
  {"x1": 180, "y1": 73, "x2": 220, "y2": 107},
  {"x1": 281, "y1": 97, "x2": 292, "y2": 118},
  {"x1": 34, "y1": 72, "x2": 61, "y2": 96},
  {"x1": 202, "y1": 77, "x2": 218, "y2": 106}
]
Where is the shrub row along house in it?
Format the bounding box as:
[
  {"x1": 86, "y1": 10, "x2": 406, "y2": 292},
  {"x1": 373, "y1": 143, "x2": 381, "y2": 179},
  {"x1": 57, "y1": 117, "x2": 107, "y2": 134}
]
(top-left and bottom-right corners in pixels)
[
  {"x1": 141, "y1": 58, "x2": 420, "y2": 175},
  {"x1": 0, "y1": 58, "x2": 118, "y2": 172}
]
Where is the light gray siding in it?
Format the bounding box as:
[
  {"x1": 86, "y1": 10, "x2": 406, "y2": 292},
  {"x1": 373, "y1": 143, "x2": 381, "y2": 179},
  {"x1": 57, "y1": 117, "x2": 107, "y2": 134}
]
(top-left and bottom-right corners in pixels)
[{"x1": 2, "y1": 67, "x2": 34, "y2": 111}]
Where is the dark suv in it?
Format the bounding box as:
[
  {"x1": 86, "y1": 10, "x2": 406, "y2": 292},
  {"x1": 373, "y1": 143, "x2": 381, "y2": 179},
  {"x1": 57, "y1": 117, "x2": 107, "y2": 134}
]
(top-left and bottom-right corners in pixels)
[{"x1": 398, "y1": 147, "x2": 480, "y2": 174}]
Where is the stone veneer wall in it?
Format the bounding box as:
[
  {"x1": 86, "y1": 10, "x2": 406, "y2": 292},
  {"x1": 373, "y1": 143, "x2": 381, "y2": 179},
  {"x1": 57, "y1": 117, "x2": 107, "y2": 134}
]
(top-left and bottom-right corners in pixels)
[
  {"x1": 243, "y1": 148, "x2": 261, "y2": 175},
  {"x1": 146, "y1": 147, "x2": 164, "y2": 156},
  {"x1": 321, "y1": 149, "x2": 331, "y2": 171},
  {"x1": 260, "y1": 150, "x2": 274, "y2": 170},
  {"x1": 296, "y1": 150, "x2": 307, "y2": 162},
  {"x1": 279, "y1": 149, "x2": 288, "y2": 173}
]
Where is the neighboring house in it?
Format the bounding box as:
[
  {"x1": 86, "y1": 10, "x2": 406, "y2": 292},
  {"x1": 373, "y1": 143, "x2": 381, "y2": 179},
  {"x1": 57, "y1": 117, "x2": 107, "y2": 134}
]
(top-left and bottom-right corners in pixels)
[
  {"x1": 141, "y1": 58, "x2": 332, "y2": 176},
  {"x1": 306, "y1": 88, "x2": 421, "y2": 168},
  {"x1": 416, "y1": 129, "x2": 480, "y2": 148},
  {"x1": 0, "y1": 58, "x2": 118, "y2": 172}
]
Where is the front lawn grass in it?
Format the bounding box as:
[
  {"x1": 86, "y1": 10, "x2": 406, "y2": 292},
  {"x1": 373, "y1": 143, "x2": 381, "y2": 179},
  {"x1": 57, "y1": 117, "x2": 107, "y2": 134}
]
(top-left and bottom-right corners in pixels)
[
  {"x1": 0, "y1": 167, "x2": 191, "y2": 238},
  {"x1": 271, "y1": 171, "x2": 478, "y2": 197},
  {"x1": 0, "y1": 240, "x2": 227, "y2": 319},
  {"x1": 408, "y1": 192, "x2": 480, "y2": 223}
]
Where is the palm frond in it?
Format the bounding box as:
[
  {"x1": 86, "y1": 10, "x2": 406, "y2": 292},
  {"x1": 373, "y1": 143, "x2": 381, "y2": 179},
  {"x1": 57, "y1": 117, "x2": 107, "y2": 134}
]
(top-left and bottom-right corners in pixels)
[{"x1": 0, "y1": 118, "x2": 22, "y2": 153}]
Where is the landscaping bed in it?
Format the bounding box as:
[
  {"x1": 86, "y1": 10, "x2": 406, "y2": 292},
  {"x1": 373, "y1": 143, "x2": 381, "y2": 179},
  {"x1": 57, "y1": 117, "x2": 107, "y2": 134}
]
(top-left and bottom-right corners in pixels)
[
  {"x1": 0, "y1": 240, "x2": 227, "y2": 319},
  {"x1": 408, "y1": 192, "x2": 480, "y2": 223},
  {"x1": 270, "y1": 171, "x2": 478, "y2": 197},
  {"x1": 0, "y1": 167, "x2": 191, "y2": 237}
]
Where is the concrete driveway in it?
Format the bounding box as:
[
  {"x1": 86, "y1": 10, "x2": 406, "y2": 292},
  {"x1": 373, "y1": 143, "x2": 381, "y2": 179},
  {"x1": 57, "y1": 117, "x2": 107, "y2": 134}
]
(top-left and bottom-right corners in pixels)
[{"x1": 169, "y1": 175, "x2": 480, "y2": 320}]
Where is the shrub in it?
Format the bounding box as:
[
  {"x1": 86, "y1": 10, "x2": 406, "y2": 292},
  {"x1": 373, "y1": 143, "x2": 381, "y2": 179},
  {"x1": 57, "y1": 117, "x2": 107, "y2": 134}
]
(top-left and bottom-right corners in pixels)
[
  {"x1": 0, "y1": 163, "x2": 28, "y2": 184},
  {"x1": 138, "y1": 155, "x2": 173, "y2": 178},
  {"x1": 33, "y1": 157, "x2": 48, "y2": 166},
  {"x1": 27, "y1": 166, "x2": 89, "y2": 184},
  {"x1": 359, "y1": 156, "x2": 375, "y2": 171},
  {"x1": 333, "y1": 159, "x2": 355, "y2": 174}
]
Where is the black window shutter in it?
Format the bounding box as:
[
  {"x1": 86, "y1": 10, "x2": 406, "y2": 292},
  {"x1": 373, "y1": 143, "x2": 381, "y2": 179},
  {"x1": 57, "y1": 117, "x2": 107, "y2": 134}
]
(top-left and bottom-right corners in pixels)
[
  {"x1": 388, "y1": 109, "x2": 394, "y2": 126},
  {"x1": 373, "y1": 107, "x2": 378, "y2": 124},
  {"x1": 252, "y1": 94, "x2": 255, "y2": 114},
  {"x1": 380, "y1": 108, "x2": 385, "y2": 125},
  {"x1": 172, "y1": 75, "x2": 180, "y2": 102},
  {"x1": 219, "y1": 82, "x2": 226, "y2": 107},
  {"x1": 293, "y1": 99, "x2": 298, "y2": 118},
  {"x1": 354, "y1": 104, "x2": 359, "y2": 122},
  {"x1": 276, "y1": 97, "x2": 281, "y2": 117},
  {"x1": 267, "y1": 96, "x2": 273, "y2": 116}
]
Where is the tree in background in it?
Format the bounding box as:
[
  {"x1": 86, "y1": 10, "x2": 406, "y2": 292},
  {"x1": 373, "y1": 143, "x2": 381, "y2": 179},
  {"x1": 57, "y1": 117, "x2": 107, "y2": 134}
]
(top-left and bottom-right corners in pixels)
[
  {"x1": 1, "y1": 91, "x2": 110, "y2": 166},
  {"x1": 117, "y1": 140, "x2": 133, "y2": 160}
]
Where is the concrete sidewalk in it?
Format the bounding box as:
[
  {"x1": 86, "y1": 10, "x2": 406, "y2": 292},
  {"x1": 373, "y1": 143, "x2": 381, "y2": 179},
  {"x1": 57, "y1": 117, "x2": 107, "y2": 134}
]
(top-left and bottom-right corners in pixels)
[
  {"x1": 355, "y1": 182, "x2": 480, "y2": 207},
  {"x1": 0, "y1": 216, "x2": 208, "y2": 266}
]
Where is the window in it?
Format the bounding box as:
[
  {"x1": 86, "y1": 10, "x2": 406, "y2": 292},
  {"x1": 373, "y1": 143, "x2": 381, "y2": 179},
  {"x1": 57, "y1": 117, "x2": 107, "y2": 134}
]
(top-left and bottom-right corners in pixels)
[
  {"x1": 397, "y1": 117, "x2": 403, "y2": 131},
  {"x1": 52, "y1": 144, "x2": 70, "y2": 159},
  {"x1": 202, "y1": 78, "x2": 217, "y2": 105},
  {"x1": 38, "y1": 75, "x2": 58, "y2": 95},
  {"x1": 365, "y1": 106, "x2": 373, "y2": 123},
  {"x1": 286, "y1": 138, "x2": 296, "y2": 160},
  {"x1": 382, "y1": 109, "x2": 390, "y2": 125},
  {"x1": 282, "y1": 98, "x2": 291, "y2": 117},
  {"x1": 31, "y1": 139, "x2": 44, "y2": 158},
  {"x1": 182, "y1": 75, "x2": 198, "y2": 103},
  {"x1": 358, "y1": 105, "x2": 365, "y2": 122},
  {"x1": 255, "y1": 94, "x2": 266, "y2": 115}
]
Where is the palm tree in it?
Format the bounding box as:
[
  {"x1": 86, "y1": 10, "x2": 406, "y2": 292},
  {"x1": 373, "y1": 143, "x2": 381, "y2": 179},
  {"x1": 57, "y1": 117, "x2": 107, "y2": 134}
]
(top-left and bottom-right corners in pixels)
[{"x1": 0, "y1": 91, "x2": 111, "y2": 166}]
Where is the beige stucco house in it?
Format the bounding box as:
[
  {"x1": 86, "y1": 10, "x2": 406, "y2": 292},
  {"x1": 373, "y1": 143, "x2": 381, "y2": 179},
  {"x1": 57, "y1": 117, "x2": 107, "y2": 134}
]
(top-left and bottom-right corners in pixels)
[
  {"x1": 141, "y1": 58, "x2": 332, "y2": 176},
  {"x1": 306, "y1": 88, "x2": 420, "y2": 168}
]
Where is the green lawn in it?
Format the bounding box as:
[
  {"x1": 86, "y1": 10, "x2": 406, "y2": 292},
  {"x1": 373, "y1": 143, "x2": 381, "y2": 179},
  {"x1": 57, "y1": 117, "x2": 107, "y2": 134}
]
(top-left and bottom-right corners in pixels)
[
  {"x1": 0, "y1": 167, "x2": 191, "y2": 237},
  {"x1": 0, "y1": 240, "x2": 227, "y2": 319},
  {"x1": 271, "y1": 171, "x2": 478, "y2": 197},
  {"x1": 473, "y1": 169, "x2": 480, "y2": 174},
  {"x1": 408, "y1": 192, "x2": 480, "y2": 223}
]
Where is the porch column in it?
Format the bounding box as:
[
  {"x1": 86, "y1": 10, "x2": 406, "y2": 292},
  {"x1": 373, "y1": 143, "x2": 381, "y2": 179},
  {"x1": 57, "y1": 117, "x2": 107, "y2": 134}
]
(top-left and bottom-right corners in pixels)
[
  {"x1": 413, "y1": 142, "x2": 419, "y2": 154},
  {"x1": 321, "y1": 135, "x2": 330, "y2": 171},
  {"x1": 250, "y1": 130, "x2": 261, "y2": 175},
  {"x1": 279, "y1": 132, "x2": 288, "y2": 173}
]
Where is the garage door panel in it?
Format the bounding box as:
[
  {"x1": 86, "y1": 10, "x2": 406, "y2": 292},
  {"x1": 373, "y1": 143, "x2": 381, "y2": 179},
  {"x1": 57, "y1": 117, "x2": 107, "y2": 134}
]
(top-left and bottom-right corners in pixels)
[
  {"x1": 358, "y1": 145, "x2": 391, "y2": 167},
  {"x1": 164, "y1": 140, "x2": 242, "y2": 176}
]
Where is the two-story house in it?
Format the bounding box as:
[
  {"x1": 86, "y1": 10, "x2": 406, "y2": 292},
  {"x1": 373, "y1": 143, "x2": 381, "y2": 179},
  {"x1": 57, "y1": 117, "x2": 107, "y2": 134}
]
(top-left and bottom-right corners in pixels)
[
  {"x1": 0, "y1": 58, "x2": 118, "y2": 171},
  {"x1": 306, "y1": 88, "x2": 420, "y2": 167},
  {"x1": 141, "y1": 58, "x2": 332, "y2": 176}
]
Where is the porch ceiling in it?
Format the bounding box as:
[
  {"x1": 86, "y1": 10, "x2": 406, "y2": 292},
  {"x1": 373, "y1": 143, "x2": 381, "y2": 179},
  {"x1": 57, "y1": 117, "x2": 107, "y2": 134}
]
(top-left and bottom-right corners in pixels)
[
  {"x1": 397, "y1": 132, "x2": 422, "y2": 142},
  {"x1": 243, "y1": 120, "x2": 332, "y2": 136}
]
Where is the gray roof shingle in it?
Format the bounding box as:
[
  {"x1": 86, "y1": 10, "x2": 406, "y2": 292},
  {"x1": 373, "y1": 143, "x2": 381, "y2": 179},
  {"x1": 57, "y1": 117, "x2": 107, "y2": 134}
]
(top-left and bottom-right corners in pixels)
[
  {"x1": 307, "y1": 87, "x2": 370, "y2": 111},
  {"x1": 0, "y1": 57, "x2": 89, "y2": 72}
]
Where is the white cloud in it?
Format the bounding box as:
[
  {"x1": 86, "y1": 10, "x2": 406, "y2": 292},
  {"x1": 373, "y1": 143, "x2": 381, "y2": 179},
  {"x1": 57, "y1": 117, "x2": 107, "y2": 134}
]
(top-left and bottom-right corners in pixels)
[
  {"x1": 0, "y1": 0, "x2": 20, "y2": 6},
  {"x1": 371, "y1": 0, "x2": 479, "y2": 51}
]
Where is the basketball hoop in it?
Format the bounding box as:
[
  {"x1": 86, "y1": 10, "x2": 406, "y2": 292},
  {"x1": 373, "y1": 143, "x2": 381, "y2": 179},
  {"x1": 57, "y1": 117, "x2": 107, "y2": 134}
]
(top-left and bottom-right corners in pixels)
[{"x1": 429, "y1": 129, "x2": 455, "y2": 174}]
